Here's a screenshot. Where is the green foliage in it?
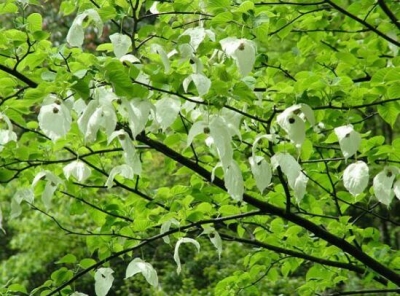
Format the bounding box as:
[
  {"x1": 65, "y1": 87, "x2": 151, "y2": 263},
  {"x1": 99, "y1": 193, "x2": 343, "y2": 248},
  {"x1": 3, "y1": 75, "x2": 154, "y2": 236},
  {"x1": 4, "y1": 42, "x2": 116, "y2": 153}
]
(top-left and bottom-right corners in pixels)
[{"x1": 0, "y1": 0, "x2": 400, "y2": 295}]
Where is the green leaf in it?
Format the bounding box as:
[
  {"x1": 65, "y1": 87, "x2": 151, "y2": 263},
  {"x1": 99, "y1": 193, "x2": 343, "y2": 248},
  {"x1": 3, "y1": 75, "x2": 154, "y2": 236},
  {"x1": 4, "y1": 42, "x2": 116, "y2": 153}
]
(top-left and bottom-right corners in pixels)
[
  {"x1": 387, "y1": 83, "x2": 400, "y2": 99},
  {"x1": 27, "y1": 13, "x2": 42, "y2": 32},
  {"x1": 56, "y1": 254, "x2": 77, "y2": 264},
  {"x1": 377, "y1": 101, "x2": 400, "y2": 127},
  {"x1": 104, "y1": 60, "x2": 134, "y2": 96}
]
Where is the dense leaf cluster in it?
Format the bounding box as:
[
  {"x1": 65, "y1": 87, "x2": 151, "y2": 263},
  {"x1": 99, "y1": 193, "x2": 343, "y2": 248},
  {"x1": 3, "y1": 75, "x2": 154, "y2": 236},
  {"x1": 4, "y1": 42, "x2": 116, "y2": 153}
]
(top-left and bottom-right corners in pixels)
[{"x1": 0, "y1": 0, "x2": 400, "y2": 295}]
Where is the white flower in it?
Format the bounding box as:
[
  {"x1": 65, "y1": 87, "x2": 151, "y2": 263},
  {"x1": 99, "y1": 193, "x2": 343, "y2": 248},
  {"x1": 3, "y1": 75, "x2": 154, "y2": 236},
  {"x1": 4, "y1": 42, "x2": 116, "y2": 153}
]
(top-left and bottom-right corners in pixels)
[
  {"x1": 373, "y1": 166, "x2": 400, "y2": 206},
  {"x1": 38, "y1": 97, "x2": 72, "y2": 142},
  {"x1": 343, "y1": 161, "x2": 369, "y2": 196},
  {"x1": 334, "y1": 125, "x2": 361, "y2": 160},
  {"x1": 220, "y1": 37, "x2": 256, "y2": 77},
  {"x1": 277, "y1": 104, "x2": 314, "y2": 148},
  {"x1": 63, "y1": 160, "x2": 91, "y2": 182}
]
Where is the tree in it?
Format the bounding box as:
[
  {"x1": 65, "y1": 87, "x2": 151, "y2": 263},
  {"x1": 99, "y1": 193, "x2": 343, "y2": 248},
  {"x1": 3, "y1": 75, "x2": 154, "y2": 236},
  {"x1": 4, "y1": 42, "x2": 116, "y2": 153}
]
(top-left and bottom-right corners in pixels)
[{"x1": 0, "y1": 0, "x2": 400, "y2": 295}]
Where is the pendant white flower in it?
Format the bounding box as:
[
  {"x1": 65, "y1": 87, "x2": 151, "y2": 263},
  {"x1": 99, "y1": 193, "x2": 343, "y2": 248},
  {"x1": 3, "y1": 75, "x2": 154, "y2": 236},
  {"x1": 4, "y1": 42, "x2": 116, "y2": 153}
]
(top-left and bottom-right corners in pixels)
[
  {"x1": 77, "y1": 87, "x2": 117, "y2": 143},
  {"x1": 110, "y1": 33, "x2": 131, "y2": 59},
  {"x1": 334, "y1": 125, "x2": 361, "y2": 160},
  {"x1": 277, "y1": 104, "x2": 315, "y2": 148},
  {"x1": 271, "y1": 152, "x2": 308, "y2": 203},
  {"x1": 38, "y1": 97, "x2": 72, "y2": 142},
  {"x1": 373, "y1": 166, "x2": 400, "y2": 206},
  {"x1": 0, "y1": 113, "x2": 17, "y2": 151},
  {"x1": 63, "y1": 160, "x2": 91, "y2": 182},
  {"x1": 343, "y1": 161, "x2": 369, "y2": 196},
  {"x1": 67, "y1": 9, "x2": 103, "y2": 47},
  {"x1": 125, "y1": 258, "x2": 158, "y2": 287},
  {"x1": 32, "y1": 170, "x2": 64, "y2": 209},
  {"x1": 220, "y1": 37, "x2": 256, "y2": 77}
]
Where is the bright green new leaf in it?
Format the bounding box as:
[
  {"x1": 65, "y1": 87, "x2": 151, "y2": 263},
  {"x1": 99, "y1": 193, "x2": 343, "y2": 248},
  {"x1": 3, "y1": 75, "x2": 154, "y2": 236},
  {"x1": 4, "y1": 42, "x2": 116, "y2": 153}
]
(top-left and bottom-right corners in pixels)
[{"x1": 27, "y1": 13, "x2": 42, "y2": 32}]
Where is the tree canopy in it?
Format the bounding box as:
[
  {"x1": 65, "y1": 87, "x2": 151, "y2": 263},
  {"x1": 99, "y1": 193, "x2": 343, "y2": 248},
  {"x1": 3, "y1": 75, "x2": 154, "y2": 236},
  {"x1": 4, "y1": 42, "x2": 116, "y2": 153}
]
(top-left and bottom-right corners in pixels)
[{"x1": 1, "y1": 0, "x2": 400, "y2": 295}]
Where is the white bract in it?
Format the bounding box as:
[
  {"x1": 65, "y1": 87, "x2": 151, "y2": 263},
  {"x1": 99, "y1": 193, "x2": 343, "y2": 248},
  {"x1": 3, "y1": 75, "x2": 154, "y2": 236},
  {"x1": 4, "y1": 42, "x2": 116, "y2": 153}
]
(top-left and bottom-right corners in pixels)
[
  {"x1": 94, "y1": 268, "x2": 114, "y2": 296},
  {"x1": 154, "y1": 96, "x2": 181, "y2": 131},
  {"x1": 224, "y1": 160, "x2": 244, "y2": 201},
  {"x1": 118, "y1": 98, "x2": 153, "y2": 139},
  {"x1": 174, "y1": 238, "x2": 200, "y2": 274},
  {"x1": 32, "y1": 171, "x2": 63, "y2": 209},
  {"x1": 183, "y1": 73, "x2": 211, "y2": 96},
  {"x1": 187, "y1": 112, "x2": 243, "y2": 201},
  {"x1": 277, "y1": 104, "x2": 315, "y2": 148},
  {"x1": 160, "y1": 218, "x2": 180, "y2": 243},
  {"x1": 334, "y1": 125, "x2": 361, "y2": 160},
  {"x1": 271, "y1": 153, "x2": 308, "y2": 203},
  {"x1": 202, "y1": 225, "x2": 222, "y2": 259},
  {"x1": 343, "y1": 161, "x2": 369, "y2": 196},
  {"x1": 63, "y1": 160, "x2": 91, "y2": 182},
  {"x1": 105, "y1": 164, "x2": 134, "y2": 188},
  {"x1": 108, "y1": 130, "x2": 142, "y2": 175},
  {"x1": 373, "y1": 166, "x2": 400, "y2": 206},
  {"x1": 67, "y1": 9, "x2": 103, "y2": 47},
  {"x1": 119, "y1": 54, "x2": 140, "y2": 64},
  {"x1": 394, "y1": 179, "x2": 400, "y2": 200},
  {"x1": 0, "y1": 112, "x2": 17, "y2": 151},
  {"x1": 109, "y1": 33, "x2": 131, "y2": 58},
  {"x1": 249, "y1": 155, "x2": 271, "y2": 194},
  {"x1": 151, "y1": 44, "x2": 170, "y2": 73},
  {"x1": 10, "y1": 188, "x2": 34, "y2": 219},
  {"x1": 125, "y1": 258, "x2": 158, "y2": 287},
  {"x1": 77, "y1": 87, "x2": 117, "y2": 143},
  {"x1": 220, "y1": 37, "x2": 256, "y2": 77},
  {"x1": 181, "y1": 27, "x2": 215, "y2": 51},
  {"x1": 38, "y1": 97, "x2": 72, "y2": 142}
]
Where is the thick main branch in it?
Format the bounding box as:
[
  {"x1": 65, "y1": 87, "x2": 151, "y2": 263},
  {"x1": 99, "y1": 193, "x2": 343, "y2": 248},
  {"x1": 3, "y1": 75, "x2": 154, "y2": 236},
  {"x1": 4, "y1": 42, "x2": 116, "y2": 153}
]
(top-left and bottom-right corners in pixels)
[{"x1": 136, "y1": 133, "x2": 400, "y2": 286}]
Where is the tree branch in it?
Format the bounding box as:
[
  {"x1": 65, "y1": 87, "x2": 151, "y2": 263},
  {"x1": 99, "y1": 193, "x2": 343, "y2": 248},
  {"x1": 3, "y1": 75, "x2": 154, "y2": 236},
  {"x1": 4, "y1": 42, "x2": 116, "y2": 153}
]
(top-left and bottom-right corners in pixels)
[
  {"x1": 0, "y1": 64, "x2": 38, "y2": 88},
  {"x1": 220, "y1": 233, "x2": 387, "y2": 285},
  {"x1": 324, "y1": 0, "x2": 400, "y2": 47},
  {"x1": 135, "y1": 132, "x2": 400, "y2": 286},
  {"x1": 377, "y1": 0, "x2": 400, "y2": 30}
]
